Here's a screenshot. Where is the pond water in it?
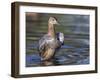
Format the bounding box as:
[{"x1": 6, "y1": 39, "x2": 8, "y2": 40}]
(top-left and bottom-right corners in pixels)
[{"x1": 26, "y1": 34, "x2": 89, "y2": 67}]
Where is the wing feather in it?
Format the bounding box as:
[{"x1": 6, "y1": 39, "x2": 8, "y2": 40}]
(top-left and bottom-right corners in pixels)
[{"x1": 38, "y1": 34, "x2": 49, "y2": 56}]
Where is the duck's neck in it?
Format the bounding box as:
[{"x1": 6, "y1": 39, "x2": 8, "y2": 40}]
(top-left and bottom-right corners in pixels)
[{"x1": 48, "y1": 23, "x2": 56, "y2": 38}]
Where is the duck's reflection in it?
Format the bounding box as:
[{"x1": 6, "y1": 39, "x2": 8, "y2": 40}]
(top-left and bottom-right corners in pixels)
[{"x1": 41, "y1": 58, "x2": 59, "y2": 66}]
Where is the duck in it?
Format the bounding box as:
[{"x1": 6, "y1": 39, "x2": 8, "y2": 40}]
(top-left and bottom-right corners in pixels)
[{"x1": 38, "y1": 17, "x2": 64, "y2": 61}]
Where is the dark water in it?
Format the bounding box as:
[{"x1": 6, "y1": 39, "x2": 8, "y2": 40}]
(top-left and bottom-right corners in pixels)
[
  {"x1": 26, "y1": 13, "x2": 89, "y2": 67},
  {"x1": 26, "y1": 34, "x2": 89, "y2": 67}
]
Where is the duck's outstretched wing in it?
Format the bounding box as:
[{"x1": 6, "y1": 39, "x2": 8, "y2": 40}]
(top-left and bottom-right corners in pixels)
[{"x1": 56, "y1": 32, "x2": 64, "y2": 45}]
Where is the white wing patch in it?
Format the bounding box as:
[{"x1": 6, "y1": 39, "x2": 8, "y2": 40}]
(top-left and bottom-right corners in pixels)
[{"x1": 59, "y1": 32, "x2": 64, "y2": 43}]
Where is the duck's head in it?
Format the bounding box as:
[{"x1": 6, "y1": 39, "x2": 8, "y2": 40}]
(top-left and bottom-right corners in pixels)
[{"x1": 48, "y1": 17, "x2": 59, "y2": 25}]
